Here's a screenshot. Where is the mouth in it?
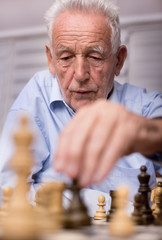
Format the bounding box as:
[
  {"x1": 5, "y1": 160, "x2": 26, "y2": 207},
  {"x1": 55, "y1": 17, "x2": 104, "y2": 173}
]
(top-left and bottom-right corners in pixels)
[
  {"x1": 70, "y1": 90, "x2": 95, "y2": 100},
  {"x1": 73, "y1": 89, "x2": 95, "y2": 94},
  {"x1": 75, "y1": 91, "x2": 93, "y2": 95}
]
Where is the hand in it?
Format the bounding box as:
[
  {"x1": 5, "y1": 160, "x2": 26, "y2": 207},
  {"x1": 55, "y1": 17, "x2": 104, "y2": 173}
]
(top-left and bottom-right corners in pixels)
[{"x1": 54, "y1": 99, "x2": 161, "y2": 186}]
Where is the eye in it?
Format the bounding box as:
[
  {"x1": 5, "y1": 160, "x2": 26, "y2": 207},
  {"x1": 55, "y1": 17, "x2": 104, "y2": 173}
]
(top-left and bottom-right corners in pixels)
[
  {"x1": 87, "y1": 54, "x2": 103, "y2": 67},
  {"x1": 60, "y1": 56, "x2": 72, "y2": 61},
  {"x1": 90, "y1": 56, "x2": 102, "y2": 61},
  {"x1": 59, "y1": 55, "x2": 74, "y2": 67}
]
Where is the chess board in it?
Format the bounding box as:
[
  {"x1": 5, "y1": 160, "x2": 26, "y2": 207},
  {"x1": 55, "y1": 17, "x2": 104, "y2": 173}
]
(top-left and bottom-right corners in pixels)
[
  {"x1": 0, "y1": 218, "x2": 162, "y2": 240},
  {"x1": 41, "y1": 220, "x2": 162, "y2": 240},
  {"x1": 0, "y1": 117, "x2": 161, "y2": 240}
]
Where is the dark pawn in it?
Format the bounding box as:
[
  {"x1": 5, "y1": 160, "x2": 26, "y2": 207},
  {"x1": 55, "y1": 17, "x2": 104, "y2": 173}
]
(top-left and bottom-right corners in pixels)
[
  {"x1": 138, "y1": 165, "x2": 154, "y2": 225},
  {"x1": 107, "y1": 190, "x2": 117, "y2": 221},
  {"x1": 132, "y1": 193, "x2": 143, "y2": 225},
  {"x1": 64, "y1": 180, "x2": 91, "y2": 229}
]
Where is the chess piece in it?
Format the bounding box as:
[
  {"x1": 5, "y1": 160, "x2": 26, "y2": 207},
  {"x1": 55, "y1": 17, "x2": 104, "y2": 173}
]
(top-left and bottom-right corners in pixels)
[
  {"x1": 48, "y1": 181, "x2": 66, "y2": 229},
  {"x1": 64, "y1": 180, "x2": 91, "y2": 228},
  {"x1": 2, "y1": 116, "x2": 37, "y2": 240},
  {"x1": 34, "y1": 184, "x2": 54, "y2": 233},
  {"x1": 138, "y1": 165, "x2": 154, "y2": 225},
  {"x1": 107, "y1": 190, "x2": 117, "y2": 221},
  {"x1": 151, "y1": 186, "x2": 157, "y2": 214},
  {"x1": 109, "y1": 185, "x2": 134, "y2": 237},
  {"x1": 153, "y1": 181, "x2": 162, "y2": 225},
  {"x1": 35, "y1": 184, "x2": 50, "y2": 210},
  {"x1": 132, "y1": 193, "x2": 143, "y2": 225},
  {"x1": 94, "y1": 195, "x2": 107, "y2": 220},
  {"x1": 0, "y1": 187, "x2": 13, "y2": 218}
]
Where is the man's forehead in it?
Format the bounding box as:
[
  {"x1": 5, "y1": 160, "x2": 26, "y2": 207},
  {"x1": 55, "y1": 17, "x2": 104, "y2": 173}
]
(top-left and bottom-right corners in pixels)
[{"x1": 53, "y1": 9, "x2": 110, "y2": 34}]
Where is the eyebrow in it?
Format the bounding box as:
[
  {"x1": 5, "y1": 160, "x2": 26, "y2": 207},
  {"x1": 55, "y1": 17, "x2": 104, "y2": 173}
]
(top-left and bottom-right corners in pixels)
[
  {"x1": 56, "y1": 45, "x2": 72, "y2": 55},
  {"x1": 56, "y1": 45, "x2": 105, "y2": 56},
  {"x1": 86, "y1": 46, "x2": 105, "y2": 56}
]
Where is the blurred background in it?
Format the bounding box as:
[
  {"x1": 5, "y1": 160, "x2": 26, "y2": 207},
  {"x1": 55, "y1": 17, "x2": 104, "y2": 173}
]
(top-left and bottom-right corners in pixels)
[{"x1": 0, "y1": 0, "x2": 162, "y2": 132}]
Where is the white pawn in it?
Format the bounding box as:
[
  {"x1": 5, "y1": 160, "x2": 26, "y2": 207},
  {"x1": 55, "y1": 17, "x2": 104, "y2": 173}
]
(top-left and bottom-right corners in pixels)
[
  {"x1": 109, "y1": 185, "x2": 134, "y2": 237},
  {"x1": 94, "y1": 195, "x2": 107, "y2": 220}
]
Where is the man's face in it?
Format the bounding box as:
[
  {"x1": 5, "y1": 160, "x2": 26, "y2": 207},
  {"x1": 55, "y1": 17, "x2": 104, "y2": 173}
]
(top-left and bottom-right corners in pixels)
[{"x1": 46, "y1": 10, "x2": 123, "y2": 111}]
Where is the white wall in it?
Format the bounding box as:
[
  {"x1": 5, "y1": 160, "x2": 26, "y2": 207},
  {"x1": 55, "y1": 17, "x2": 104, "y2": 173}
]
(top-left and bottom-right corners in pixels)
[{"x1": 0, "y1": 0, "x2": 162, "y2": 31}]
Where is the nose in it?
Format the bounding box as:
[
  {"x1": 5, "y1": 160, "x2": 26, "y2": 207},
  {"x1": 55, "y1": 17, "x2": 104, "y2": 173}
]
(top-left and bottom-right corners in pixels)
[{"x1": 74, "y1": 56, "x2": 89, "y2": 82}]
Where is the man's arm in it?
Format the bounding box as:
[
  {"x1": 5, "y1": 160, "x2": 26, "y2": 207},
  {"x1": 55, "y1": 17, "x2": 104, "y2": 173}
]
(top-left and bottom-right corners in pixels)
[{"x1": 54, "y1": 99, "x2": 162, "y2": 186}]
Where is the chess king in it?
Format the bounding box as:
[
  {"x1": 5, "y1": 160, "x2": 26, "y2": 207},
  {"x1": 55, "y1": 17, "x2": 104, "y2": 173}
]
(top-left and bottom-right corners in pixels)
[{"x1": 0, "y1": 0, "x2": 162, "y2": 216}]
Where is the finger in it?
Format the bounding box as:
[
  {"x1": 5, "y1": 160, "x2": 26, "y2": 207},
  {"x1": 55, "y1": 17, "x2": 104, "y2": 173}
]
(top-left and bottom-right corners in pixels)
[
  {"x1": 54, "y1": 105, "x2": 97, "y2": 178},
  {"x1": 91, "y1": 124, "x2": 133, "y2": 183},
  {"x1": 78, "y1": 114, "x2": 116, "y2": 186}
]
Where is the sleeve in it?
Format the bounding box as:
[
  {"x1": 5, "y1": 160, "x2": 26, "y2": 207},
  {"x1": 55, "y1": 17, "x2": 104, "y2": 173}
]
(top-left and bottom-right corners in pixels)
[
  {"x1": 141, "y1": 91, "x2": 162, "y2": 172},
  {"x1": 142, "y1": 91, "x2": 162, "y2": 118}
]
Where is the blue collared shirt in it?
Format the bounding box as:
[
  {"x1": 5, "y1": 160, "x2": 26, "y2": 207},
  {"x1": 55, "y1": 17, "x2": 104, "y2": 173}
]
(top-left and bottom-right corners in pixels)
[{"x1": 0, "y1": 70, "x2": 162, "y2": 213}]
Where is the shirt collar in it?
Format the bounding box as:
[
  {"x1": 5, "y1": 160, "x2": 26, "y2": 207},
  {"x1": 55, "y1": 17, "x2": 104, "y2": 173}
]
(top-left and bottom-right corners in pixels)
[
  {"x1": 108, "y1": 80, "x2": 120, "y2": 103},
  {"x1": 49, "y1": 75, "x2": 120, "y2": 112},
  {"x1": 49, "y1": 75, "x2": 75, "y2": 115}
]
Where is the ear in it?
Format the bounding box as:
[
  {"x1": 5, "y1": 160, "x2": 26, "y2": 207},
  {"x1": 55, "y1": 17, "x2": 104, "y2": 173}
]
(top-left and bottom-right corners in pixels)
[
  {"x1": 115, "y1": 45, "x2": 127, "y2": 76},
  {"x1": 45, "y1": 44, "x2": 55, "y2": 74}
]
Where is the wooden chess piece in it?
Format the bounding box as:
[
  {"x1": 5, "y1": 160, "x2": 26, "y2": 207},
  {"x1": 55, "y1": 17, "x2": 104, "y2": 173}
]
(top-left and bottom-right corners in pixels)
[
  {"x1": 2, "y1": 116, "x2": 37, "y2": 240},
  {"x1": 64, "y1": 180, "x2": 91, "y2": 228},
  {"x1": 132, "y1": 193, "x2": 143, "y2": 225},
  {"x1": 109, "y1": 185, "x2": 134, "y2": 237},
  {"x1": 107, "y1": 190, "x2": 117, "y2": 221},
  {"x1": 48, "y1": 181, "x2": 66, "y2": 229},
  {"x1": 138, "y1": 165, "x2": 154, "y2": 225},
  {"x1": 94, "y1": 195, "x2": 107, "y2": 220},
  {"x1": 151, "y1": 186, "x2": 157, "y2": 214},
  {"x1": 34, "y1": 184, "x2": 54, "y2": 233},
  {"x1": 153, "y1": 181, "x2": 162, "y2": 225},
  {"x1": 0, "y1": 187, "x2": 13, "y2": 218}
]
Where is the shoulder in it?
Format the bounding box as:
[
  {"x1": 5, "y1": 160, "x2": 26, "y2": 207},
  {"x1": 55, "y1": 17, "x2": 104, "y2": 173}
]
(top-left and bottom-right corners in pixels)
[
  {"x1": 27, "y1": 69, "x2": 54, "y2": 88},
  {"x1": 113, "y1": 81, "x2": 147, "y2": 101},
  {"x1": 10, "y1": 70, "x2": 56, "y2": 111},
  {"x1": 112, "y1": 81, "x2": 162, "y2": 117}
]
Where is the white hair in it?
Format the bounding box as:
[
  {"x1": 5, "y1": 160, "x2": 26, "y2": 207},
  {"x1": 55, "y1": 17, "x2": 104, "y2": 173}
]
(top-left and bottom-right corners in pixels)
[{"x1": 44, "y1": 0, "x2": 121, "y2": 54}]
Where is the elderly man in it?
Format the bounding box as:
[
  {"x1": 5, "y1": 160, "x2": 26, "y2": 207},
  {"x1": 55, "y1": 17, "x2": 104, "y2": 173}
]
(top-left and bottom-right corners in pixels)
[{"x1": 0, "y1": 0, "x2": 162, "y2": 213}]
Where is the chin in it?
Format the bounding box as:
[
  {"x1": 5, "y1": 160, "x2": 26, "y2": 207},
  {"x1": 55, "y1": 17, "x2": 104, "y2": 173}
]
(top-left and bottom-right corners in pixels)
[{"x1": 71, "y1": 99, "x2": 95, "y2": 112}]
